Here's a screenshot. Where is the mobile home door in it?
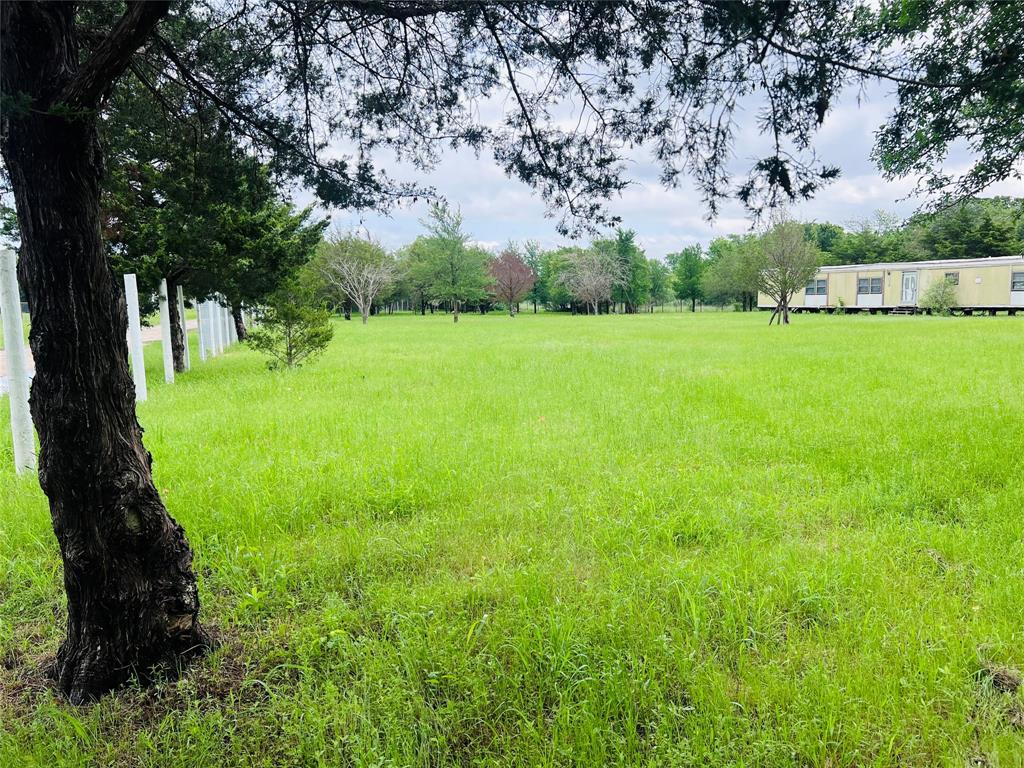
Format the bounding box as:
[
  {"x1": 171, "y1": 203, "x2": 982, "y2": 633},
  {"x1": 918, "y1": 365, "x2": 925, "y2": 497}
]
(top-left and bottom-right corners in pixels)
[{"x1": 901, "y1": 272, "x2": 918, "y2": 304}]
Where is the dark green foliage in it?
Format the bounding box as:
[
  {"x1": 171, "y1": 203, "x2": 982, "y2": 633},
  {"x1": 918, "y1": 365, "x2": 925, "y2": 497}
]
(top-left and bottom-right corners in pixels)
[
  {"x1": 647, "y1": 260, "x2": 673, "y2": 308},
  {"x1": 701, "y1": 235, "x2": 762, "y2": 310},
  {"x1": 599, "y1": 230, "x2": 650, "y2": 312},
  {"x1": 872, "y1": 0, "x2": 1024, "y2": 207},
  {"x1": 102, "y1": 79, "x2": 326, "y2": 314},
  {"x1": 818, "y1": 198, "x2": 1024, "y2": 265},
  {"x1": 246, "y1": 283, "x2": 334, "y2": 370},
  {"x1": 667, "y1": 245, "x2": 705, "y2": 311}
]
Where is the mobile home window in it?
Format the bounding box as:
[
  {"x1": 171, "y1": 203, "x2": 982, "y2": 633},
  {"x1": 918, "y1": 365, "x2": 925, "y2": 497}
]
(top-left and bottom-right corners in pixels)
[
  {"x1": 1013, "y1": 272, "x2": 1024, "y2": 291},
  {"x1": 857, "y1": 277, "x2": 882, "y2": 294},
  {"x1": 806, "y1": 279, "x2": 827, "y2": 296},
  {"x1": 944, "y1": 272, "x2": 959, "y2": 285}
]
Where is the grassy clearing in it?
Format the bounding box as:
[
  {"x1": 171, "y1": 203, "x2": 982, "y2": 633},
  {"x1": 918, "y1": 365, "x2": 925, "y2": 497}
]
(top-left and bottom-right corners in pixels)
[{"x1": 2, "y1": 311, "x2": 1023, "y2": 767}]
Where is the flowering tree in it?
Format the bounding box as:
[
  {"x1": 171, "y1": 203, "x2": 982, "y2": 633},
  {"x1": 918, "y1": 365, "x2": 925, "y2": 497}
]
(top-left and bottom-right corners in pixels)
[{"x1": 489, "y1": 247, "x2": 536, "y2": 316}]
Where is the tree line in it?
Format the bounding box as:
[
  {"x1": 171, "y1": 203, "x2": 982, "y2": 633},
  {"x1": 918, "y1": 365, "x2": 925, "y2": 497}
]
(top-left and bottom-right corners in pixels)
[{"x1": 291, "y1": 195, "x2": 1024, "y2": 327}]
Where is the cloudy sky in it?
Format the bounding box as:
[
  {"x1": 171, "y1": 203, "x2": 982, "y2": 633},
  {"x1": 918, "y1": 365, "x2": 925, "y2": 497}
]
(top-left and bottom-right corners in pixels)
[{"x1": 305, "y1": 83, "x2": 1024, "y2": 261}]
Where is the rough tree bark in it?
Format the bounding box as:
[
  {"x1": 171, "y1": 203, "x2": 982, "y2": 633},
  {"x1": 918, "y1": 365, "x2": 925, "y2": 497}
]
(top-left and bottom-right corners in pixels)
[
  {"x1": 231, "y1": 303, "x2": 247, "y2": 340},
  {"x1": 0, "y1": 1, "x2": 209, "y2": 703},
  {"x1": 166, "y1": 276, "x2": 186, "y2": 372}
]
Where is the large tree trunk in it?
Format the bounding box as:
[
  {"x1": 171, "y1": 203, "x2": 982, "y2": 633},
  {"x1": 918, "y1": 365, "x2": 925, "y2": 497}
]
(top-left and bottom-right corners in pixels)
[
  {"x1": 231, "y1": 303, "x2": 248, "y2": 340},
  {"x1": 166, "y1": 276, "x2": 186, "y2": 373},
  {"x1": 1, "y1": 1, "x2": 208, "y2": 703}
]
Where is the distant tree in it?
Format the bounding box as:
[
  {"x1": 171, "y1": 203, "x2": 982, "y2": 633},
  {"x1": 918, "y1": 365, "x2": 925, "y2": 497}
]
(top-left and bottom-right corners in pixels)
[
  {"x1": 246, "y1": 281, "x2": 334, "y2": 369},
  {"x1": 647, "y1": 260, "x2": 673, "y2": 311},
  {"x1": 829, "y1": 211, "x2": 906, "y2": 265},
  {"x1": 758, "y1": 218, "x2": 823, "y2": 326},
  {"x1": 701, "y1": 235, "x2": 762, "y2": 310},
  {"x1": 599, "y1": 230, "x2": 650, "y2": 313},
  {"x1": 394, "y1": 242, "x2": 434, "y2": 316},
  {"x1": 667, "y1": 245, "x2": 705, "y2": 311},
  {"x1": 319, "y1": 234, "x2": 396, "y2": 324},
  {"x1": 974, "y1": 209, "x2": 1020, "y2": 259},
  {"x1": 522, "y1": 241, "x2": 547, "y2": 313},
  {"x1": 539, "y1": 248, "x2": 575, "y2": 311},
  {"x1": 489, "y1": 247, "x2": 536, "y2": 316},
  {"x1": 803, "y1": 222, "x2": 846, "y2": 257},
  {"x1": 560, "y1": 247, "x2": 625, "y2": 315},
  {"x1": 414, "y1": 204, "x2": 491, "y2": 323}
]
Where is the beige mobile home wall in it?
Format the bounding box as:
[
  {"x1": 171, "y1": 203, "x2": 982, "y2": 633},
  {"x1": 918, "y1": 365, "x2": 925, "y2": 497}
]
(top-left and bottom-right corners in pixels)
[
  {"x1": 917, "y1": 264, "x2": 1013, "y2": 306},
  {"x1": 881, "y1": 269, "x2": 904, "y2": 306}
]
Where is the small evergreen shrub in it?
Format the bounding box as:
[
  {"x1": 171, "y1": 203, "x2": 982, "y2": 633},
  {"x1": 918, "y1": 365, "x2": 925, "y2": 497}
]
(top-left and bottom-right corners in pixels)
[
  {"x1": 246, "y1": 282, "x2": 334, "y2": 369},
  {"x1": 919, "y1": 278, "x2": 958, "y2": 315}
]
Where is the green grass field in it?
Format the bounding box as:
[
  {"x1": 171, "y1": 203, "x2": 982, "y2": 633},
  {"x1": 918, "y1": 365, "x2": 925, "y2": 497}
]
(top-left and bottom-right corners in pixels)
[{"x1": 2, "y1": 312, "x2": 1023, "y2": 767}]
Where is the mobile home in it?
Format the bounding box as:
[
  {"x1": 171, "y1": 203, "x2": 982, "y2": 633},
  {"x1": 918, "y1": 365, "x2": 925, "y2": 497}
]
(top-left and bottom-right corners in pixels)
[{"x1": 758, "y1": 255, "x2": 1024, "y2": 314}]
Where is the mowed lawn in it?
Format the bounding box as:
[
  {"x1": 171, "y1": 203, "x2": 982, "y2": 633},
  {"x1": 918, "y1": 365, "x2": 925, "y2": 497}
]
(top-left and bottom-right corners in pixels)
[{"x1": 2, "y1": 311, "x2": 1023, "y2": 767}]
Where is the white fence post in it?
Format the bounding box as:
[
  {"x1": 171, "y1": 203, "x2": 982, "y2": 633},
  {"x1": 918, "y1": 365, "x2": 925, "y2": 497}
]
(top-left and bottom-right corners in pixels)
[
  {"x1": 196, "y1": 297, "x2": 207, "y2": 362},
  {"x1": 123, "y1": 273, "x2": 148, "y2": 402},
  {"x1": 158, "y1": 278, "x2": 174, "y2": 384},
  {"x1": 0, "y1": 248, "x2": 36, "y2": 474},
  {"x1": 201, "y1": 302, "x2": 213, "y2": 357},
  {"x1": 213, "y1": 301, "x2": 223, "y2": 354},
  {"x1": 176, "y1": 285, "x2": 190, "y2": 371},
  {"x1": 221, "y1": 301, "x2": 231, "y2": 348}
]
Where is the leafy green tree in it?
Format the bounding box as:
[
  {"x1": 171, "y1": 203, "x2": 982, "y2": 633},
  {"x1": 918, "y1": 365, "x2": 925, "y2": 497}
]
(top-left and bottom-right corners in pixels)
[
  {"x1": 600, "y1": 230, "x2": 650, "y2": 313},
  {"x1": 522, "y1": 241, "x2": 547, "y2": 313},
  {"x1": 103, "y1": 80, "x2": 324, "y2": 358},
  {"x1": 974, "y1": 210, "x2": 1020, "y2": 259},
  {"x1": 667, "y1": 245, "x2": 705, "y2": 311},
  {"x1": 701, "y1": 235, "x2": 762, "y2": 310},
  {"x1": 539, "y1": 248, "x2": 575, "y2": 311},
  {"x1": 873, "y1": 1, "x2": 1024, "y2": 208},
  {"x1": 415, "y1": 204, "x2": 491, "y2": 322},
  {"x1": 647, "y1": 260, "x2": 674, "y2": 311},
  {"x1": 758, "y1": 218, "x2": 823, "y2": 325},
  {"x1": 803, "y1": 222, "x2": 846, "y2": 258}
]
